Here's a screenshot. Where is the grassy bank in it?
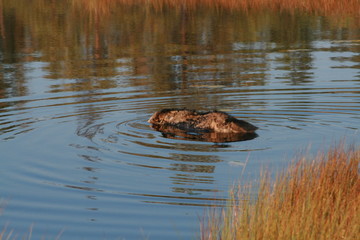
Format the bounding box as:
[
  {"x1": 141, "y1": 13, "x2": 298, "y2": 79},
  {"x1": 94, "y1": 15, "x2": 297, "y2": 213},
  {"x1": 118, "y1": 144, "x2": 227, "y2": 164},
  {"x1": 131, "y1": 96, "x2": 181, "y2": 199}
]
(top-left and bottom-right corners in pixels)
[{"x1": 201, "y1": 145, "x2": 360, "y2": 240}]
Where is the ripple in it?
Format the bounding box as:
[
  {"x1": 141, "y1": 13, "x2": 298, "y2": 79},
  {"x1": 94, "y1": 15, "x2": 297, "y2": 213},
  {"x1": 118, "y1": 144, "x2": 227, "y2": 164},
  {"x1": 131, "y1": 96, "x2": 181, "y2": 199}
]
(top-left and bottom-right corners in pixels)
[
  {"x1": 1, "y1": 55, "x2": 360, "y2": 240},
  {"x1": 0, "y1": 90, "x2": 359, "y2": 240}
]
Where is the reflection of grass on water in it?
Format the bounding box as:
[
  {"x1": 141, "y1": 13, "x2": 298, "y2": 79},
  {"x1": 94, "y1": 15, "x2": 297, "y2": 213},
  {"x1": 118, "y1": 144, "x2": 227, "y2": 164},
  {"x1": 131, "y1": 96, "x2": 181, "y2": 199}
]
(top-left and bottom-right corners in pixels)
[
  {"x1": 201, "y1": 144, "x2": 360, "y2": 240},
  {"x1": 79, "y1": 0, "x2": 360, "y2": 15}
]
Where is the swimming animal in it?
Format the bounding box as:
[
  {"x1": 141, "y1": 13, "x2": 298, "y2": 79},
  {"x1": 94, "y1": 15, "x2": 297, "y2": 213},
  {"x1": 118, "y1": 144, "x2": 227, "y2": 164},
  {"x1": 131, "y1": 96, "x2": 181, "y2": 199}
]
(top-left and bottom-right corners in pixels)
[
  {"x1": 150, "y1": 123, "x2": 257, "y2": 143},
  {"x1": 148, "y1": 109, "x2": 258, "y2": 134}
]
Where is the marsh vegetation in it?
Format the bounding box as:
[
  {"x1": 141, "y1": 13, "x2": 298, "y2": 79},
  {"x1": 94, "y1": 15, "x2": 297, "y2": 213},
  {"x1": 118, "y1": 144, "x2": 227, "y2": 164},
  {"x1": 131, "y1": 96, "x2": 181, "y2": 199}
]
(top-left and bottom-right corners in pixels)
[
  {"x1": 74, "y1": 0, "x2": 360, "y2": 15},
  {"x1": 201, "y1": 145, "x2": 360, "y2": 240}
]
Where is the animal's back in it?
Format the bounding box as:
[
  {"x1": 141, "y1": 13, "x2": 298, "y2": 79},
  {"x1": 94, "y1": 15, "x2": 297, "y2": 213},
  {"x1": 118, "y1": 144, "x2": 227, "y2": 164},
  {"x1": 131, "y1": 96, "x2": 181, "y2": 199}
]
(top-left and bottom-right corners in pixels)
[{"x1": 148, "y1": 109, "x2": 257, "y2": 134}]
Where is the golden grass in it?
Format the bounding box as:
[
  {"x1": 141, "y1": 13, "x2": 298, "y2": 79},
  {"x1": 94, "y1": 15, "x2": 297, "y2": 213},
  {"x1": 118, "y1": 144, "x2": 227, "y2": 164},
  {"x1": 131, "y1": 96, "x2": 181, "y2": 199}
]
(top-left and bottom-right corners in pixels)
[
  {"x1": 76, "y1": 0, "x2": 360, "y2": 15},
  {"x1": 201, "y1": 144, "x2": 360, "y2": 240}
]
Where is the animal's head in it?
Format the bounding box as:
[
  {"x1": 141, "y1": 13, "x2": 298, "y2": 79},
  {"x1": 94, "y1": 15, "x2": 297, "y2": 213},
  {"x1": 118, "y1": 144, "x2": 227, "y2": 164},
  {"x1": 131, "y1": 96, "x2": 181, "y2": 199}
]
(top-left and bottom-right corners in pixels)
[
  {"x1": 148, "y1": 111, "x2": 161, "y2": 124},
  {"x1": 148, "y1": 109, "x2": 174, "y2": 124}
]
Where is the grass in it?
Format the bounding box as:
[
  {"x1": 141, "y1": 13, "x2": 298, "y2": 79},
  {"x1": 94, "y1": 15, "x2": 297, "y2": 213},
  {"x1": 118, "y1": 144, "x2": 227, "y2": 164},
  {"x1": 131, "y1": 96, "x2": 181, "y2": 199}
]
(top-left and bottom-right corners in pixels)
[
  {"x1": 76, "y1": 0, "x2": 360, "y2": 15},
  {"x1": 200, "y1": 144, "x2": 360, "y2": 240}
]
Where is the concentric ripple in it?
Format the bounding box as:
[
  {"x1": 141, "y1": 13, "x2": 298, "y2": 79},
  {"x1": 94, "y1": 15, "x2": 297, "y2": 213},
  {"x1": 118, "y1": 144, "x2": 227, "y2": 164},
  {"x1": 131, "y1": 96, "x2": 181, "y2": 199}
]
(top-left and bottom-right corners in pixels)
[{"x1": 1, "y1": 42, "x2": 360, "y2": 239}]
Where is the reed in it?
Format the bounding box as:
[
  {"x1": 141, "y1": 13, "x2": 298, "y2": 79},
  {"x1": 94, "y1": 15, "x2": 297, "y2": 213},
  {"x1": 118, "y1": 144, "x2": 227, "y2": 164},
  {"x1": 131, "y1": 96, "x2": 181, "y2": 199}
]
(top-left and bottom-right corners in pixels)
[
  {"x1": 79, "y1": 0, "x2": 360, "y2": 15},
  {"x1": 201, "y1": 144, "x2": 360, "y2": 240}
]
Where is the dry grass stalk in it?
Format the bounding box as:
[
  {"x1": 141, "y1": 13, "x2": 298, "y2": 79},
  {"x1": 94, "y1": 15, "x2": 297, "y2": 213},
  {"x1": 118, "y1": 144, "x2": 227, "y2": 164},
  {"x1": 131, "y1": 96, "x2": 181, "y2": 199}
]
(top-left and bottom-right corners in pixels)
[
  {"x1": 75, "y1": 0, "x2": 360, "y2": 15},
  {"x1": 201, "y1": 145, "x2": 360, "y2": 240}
]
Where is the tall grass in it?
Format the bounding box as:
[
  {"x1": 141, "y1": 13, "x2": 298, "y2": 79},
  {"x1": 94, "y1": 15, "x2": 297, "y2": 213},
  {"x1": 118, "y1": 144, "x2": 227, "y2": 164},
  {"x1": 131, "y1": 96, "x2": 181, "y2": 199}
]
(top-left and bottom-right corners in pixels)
[
  {"x1": 81, "y1": 0, "x2": 360, "y2": 15},
  {"x1": 201, "y1": 145, "x2": 360, "y2": 240}
]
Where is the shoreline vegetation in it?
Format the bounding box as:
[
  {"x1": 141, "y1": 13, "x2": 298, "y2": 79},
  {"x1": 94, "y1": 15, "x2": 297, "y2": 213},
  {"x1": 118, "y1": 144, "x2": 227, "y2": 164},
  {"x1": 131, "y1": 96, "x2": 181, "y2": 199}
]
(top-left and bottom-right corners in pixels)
[
  {"x1": 200, "y1": 144, "x2": 360, "y2": 240},
  {"x1": 73, "y1": 0, "x2": 360, "y2": 15}
]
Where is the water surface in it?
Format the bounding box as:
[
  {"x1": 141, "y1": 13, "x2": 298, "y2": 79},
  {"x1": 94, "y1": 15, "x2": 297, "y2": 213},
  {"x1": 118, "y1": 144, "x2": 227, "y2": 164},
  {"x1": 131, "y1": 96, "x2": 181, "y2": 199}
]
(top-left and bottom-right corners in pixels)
[{"x1": 0, "y1": 2, "x2": 360, "y2": 239}]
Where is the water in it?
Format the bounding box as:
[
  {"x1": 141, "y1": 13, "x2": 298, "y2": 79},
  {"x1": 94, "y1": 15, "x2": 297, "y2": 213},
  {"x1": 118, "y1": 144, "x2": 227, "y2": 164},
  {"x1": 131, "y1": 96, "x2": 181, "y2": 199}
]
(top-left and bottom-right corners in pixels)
[{"x1": 1, "y1": 2, "x2": 360, "y2": 239}]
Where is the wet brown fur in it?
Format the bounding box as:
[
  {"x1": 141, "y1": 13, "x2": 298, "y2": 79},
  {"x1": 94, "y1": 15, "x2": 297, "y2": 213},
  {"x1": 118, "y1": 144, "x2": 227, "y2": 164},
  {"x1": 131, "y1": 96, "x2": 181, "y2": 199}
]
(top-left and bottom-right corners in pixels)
[{"x1": 148, "y1": 109, "x2": 258, "y2": 134}]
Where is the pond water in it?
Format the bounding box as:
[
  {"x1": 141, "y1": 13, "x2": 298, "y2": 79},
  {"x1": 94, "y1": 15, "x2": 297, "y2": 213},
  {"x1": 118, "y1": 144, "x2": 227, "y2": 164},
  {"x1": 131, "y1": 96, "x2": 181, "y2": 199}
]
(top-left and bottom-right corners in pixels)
[{"x1": 0, "y1": 1, "x2": 360, "y2": 239}]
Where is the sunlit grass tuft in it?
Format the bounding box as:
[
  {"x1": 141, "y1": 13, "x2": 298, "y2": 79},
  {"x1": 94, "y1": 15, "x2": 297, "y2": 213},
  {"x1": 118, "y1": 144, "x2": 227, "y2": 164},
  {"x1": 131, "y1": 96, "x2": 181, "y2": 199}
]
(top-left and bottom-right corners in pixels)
[{"x1": 201, "y1": 144, "x2": 360, "y2": 240}]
